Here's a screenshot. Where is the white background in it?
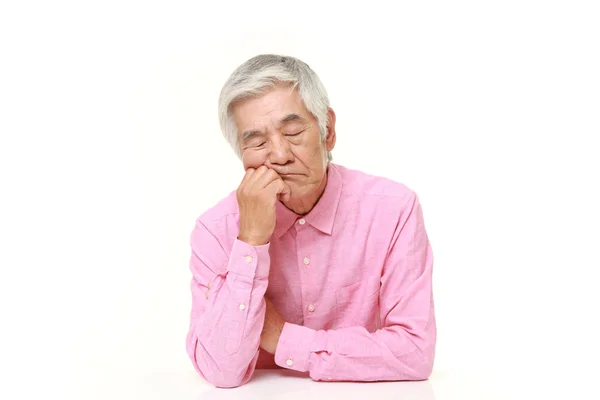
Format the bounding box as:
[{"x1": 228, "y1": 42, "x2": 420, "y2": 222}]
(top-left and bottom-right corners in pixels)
[{"x1": 1, "y1": 1, "x2": 599, "y2": 398}]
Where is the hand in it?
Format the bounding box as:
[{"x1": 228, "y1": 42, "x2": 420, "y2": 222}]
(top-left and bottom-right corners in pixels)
[
  {"x1": 260, "y1": 297, "x2": 285, "y2": 354},
  {"x1": 237, "y1": 166, "x2": 291, "y2": 246}
]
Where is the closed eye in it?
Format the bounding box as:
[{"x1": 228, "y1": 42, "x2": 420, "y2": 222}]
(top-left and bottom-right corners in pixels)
[{"x1": 285, "y1": 130, "x2": 305, "y2": 137}]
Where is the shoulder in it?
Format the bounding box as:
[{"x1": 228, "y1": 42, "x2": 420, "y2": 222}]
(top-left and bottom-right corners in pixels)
[
  {"x1": 193, "y1": 190, "x2": 240, "y2": 234},
  {"x1": 333, "y1": 163, "x2": 416, "y2": 204}
]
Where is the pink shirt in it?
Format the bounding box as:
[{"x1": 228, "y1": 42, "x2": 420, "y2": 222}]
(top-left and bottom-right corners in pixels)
[{"x1": 186, "y1": 163, "x2": 436, "y2": 387}]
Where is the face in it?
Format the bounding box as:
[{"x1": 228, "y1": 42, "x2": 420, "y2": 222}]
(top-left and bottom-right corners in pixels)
[{"x1": 232, "y1": 85, "x2": 336, "y2": 210}]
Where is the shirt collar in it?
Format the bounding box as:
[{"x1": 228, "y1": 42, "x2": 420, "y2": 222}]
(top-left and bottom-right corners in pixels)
[{"x1": 273, "y1": 163, "x2": 343, "y2": 239}]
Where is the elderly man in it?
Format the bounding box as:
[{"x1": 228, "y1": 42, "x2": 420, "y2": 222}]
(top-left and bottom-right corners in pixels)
[{"x1": 185, "y1": 54, "x2": 436, "y2": 388}]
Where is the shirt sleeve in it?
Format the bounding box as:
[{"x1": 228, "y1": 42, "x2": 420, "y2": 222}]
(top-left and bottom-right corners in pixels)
[
  {"x1": 273, "y1": 192, "x2": 436, "y2": 382},
  {"x1": 185, "y1": 219, "x2": 271, "y2": 388}
]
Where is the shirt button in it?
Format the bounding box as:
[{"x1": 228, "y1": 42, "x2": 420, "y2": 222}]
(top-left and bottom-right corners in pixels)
[
  {"x1": 244, "y1": 256, "x2": 253, "y2": 263},
  {"x1": 239, "y1": 303, "x2": 246, "y2": 311},
  {"x1": 303, "y1": 257, "x2": 310, "y2": 265},
  {"x1": 308, "y1": 304, "x2": 315, "y2": 312},
  {"x1": 298, "y1": 218, "x2": 306, "y2": 225},
  {"x1": 286, "y1": 358, "x2": 293, "y2": 366}
]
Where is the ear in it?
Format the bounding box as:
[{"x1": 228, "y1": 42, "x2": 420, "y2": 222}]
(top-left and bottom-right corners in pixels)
[{"x1": 324, "y1": 107, "x2": 337, "y2": 152}]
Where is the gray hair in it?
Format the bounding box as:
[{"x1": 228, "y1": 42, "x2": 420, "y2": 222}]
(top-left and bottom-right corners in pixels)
[{"x1": 218, "y1": 54, "x2": 332, "y2": 162}]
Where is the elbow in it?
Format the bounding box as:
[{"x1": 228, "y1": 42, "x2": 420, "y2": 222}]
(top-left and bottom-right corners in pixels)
[
  {"x1": 413, "y1": 359, "x2": 434, "y2": 381},
  {"x1": 207, "y1": 374, "x2": 248, "y2": 389},
  {"x1": 187, "y1": 336, "x2": 251, "y2": 388},
  {"x1": 389, "y1": 336, "x2": 435, "y2": 381},
  {"x1": 408, "y1": 345, "x2": 435, "y2": 381},
  {"x1": 189, "y1": 357, "x2": 251, "y2": 389},
  {"x1": 191, "y1": 359, "x2": 250, "y2": 388},
  {"x1": 405, "y1": 323, "x2": 436, "y2": 381}
]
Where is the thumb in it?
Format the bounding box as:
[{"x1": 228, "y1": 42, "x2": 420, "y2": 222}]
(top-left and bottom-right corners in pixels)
[{"x1": 278, "y1": 181, "x2": 291, "y2": 203}]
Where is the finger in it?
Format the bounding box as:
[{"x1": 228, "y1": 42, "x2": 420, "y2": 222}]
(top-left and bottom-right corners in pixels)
[
  {"x1": 278, "y1": 181, "x2": 292, "y2": 202},
  {"x1": 240, "y1": 168, "x2": 256, "y2": 186},
  {"x1": 255, "y1": 168, "x2": 282, "y2": 189},
  {"x1": 246, "y1": 165, "x2": 270, "y2": 187},
  {"x1": 266, "y1": 178, "x2": 291, "y2": 202}
]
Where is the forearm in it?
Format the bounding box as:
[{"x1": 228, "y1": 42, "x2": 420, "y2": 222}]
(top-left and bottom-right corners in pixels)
[
  {"x1": 274, "y1": 317, "x2": 435, "y2": 382},
  {"x1": 186, "y1": 239, "x2": 271, "y2": 388}
]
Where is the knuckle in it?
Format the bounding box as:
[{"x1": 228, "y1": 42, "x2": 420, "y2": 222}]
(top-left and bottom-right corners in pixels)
[{"x1": 239, "y1": 187, "x2": 250, "y2": 198}]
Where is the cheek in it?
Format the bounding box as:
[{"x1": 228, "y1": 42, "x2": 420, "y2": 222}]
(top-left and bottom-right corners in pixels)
[
  {"x1": 306, "y1": 142, "x2": 327, "y2": 163},
  {"x1": 294, "y1": 147, "x2": 325, "y2": 176},
  {"x1": 242, "y1": 150, "x2": 267, "y2": 169}
]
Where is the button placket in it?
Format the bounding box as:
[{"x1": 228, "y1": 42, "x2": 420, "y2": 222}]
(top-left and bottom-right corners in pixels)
[{"x1": 296, "y1": 217, "x2": 317, "y2": 322}]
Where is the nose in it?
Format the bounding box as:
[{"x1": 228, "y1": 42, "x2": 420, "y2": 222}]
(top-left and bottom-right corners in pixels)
[{"x1": 267, "y1": 133, "x2": 294, "y2": 166}]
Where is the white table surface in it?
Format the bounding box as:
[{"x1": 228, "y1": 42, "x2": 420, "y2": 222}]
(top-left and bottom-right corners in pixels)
[{"x1": 47, "y1": 367, "x2": 597, "y2": 400}]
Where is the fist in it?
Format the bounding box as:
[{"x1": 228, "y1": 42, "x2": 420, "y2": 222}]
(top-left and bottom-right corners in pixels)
[{"x1": 237, "y1": 166, "x2": 291, "y2": 246}]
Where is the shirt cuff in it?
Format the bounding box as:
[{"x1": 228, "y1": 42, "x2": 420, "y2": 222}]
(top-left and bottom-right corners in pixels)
[
  {"x1": 227, "y1": 238, "x2": 271, "y2": 279},
  {"x1": 274, "y1": 323, "x2": 327, "y2": 372}
]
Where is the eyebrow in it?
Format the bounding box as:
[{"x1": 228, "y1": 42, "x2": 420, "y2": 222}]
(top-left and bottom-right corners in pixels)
[
  {"x1": 280, "y1": 113, "x2": 305, "y2": 124},
  {"x1": 241, "y1": 129, "x2": 262, "y2": 141},
  {"x1": 241, "y1": 113, "x2": 306, "y2": 141}
]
